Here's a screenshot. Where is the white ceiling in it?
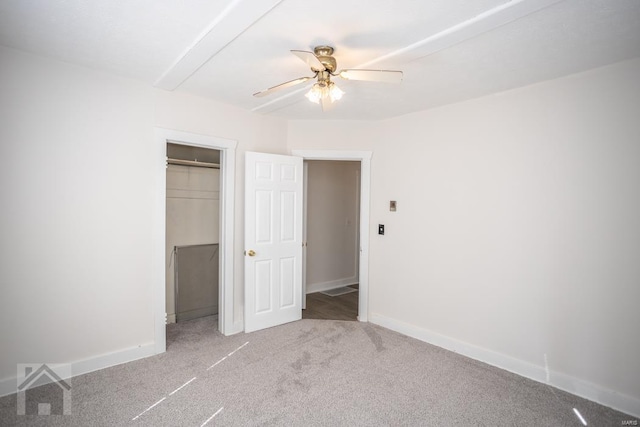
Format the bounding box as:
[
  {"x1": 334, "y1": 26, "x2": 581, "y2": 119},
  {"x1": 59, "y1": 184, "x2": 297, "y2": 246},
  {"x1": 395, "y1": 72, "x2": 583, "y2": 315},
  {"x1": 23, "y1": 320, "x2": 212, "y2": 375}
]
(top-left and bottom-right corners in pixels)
[{"x1": 1, "y1": 0, "x2": 639, "y2": 120}]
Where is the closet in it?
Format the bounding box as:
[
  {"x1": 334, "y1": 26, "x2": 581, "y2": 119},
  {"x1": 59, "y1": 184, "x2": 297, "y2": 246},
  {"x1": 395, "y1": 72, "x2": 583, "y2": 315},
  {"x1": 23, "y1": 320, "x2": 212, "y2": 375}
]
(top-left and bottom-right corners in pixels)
[{"x1": 165, "y1": 143, "x2": 220, "y2": 323}]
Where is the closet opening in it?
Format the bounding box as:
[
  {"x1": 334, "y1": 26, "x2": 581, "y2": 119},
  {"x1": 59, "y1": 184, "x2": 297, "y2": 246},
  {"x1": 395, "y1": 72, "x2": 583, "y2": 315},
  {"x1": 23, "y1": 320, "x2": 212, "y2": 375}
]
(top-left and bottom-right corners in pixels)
[{"x1": 165, "y1": 143, "x2": 221, "y2": 331}]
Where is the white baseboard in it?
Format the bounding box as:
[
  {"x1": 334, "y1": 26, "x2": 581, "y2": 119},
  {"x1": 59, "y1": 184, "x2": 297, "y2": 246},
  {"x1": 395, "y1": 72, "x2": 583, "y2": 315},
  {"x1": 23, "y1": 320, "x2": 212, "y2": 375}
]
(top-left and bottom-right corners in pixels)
[
  {"x1": 0, "y1": 343, "x2": 156, "y2": 398},
  {"x1": 369, "y1": 313, "x2": 640, "y2": 418},
  {"x1": 166, "y1": 313, "x2": 176, "y2": 324},
  {"x1": 307, "y1": 276, "x2": 358, "y2": 294}
]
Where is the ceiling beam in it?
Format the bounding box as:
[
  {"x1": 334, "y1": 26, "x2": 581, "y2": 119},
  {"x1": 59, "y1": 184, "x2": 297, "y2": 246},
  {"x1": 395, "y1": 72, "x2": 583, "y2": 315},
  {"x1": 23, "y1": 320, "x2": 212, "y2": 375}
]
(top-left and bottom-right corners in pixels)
[
  {"x1": 155, "y1": 0, "x2": 283, "y2": 91},
  {"x1": 359, "y1": 0, "x2": 565, "y2": 68},
  {"x1": 252, "y1": 0, "x2": 563, "y2": 113}
]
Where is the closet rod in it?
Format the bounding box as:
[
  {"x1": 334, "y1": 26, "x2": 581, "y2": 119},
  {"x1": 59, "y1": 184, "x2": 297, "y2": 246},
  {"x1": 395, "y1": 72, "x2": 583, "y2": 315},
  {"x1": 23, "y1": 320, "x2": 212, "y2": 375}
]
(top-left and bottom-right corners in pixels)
[{"x1": 167, "y1": 158, "x2": 220, "y2": 169}]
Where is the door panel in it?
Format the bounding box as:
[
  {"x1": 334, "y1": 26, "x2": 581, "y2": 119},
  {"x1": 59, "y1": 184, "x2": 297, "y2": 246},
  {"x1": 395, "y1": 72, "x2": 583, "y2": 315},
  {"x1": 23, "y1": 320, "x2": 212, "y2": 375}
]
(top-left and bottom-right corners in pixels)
[
  {"x1": 245, "y1": 152, "x2": 303, "y2": 332},
  {"x1": 254, "y1": 260, "x2": 272, "y2": 313},
  {"x1": 255, "y1": 190, "x2": 273, "y2": 243},
  {"x1": 280, "y1": 257, "x2": 295, "y2": 307}
]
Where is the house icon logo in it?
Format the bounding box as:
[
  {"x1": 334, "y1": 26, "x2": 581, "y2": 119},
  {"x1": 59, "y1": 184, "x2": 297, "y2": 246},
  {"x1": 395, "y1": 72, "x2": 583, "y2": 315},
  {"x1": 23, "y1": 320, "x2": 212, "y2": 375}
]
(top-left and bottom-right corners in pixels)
[{"x1": 16, "y1": 363, "x2": 72, "y2": 415}]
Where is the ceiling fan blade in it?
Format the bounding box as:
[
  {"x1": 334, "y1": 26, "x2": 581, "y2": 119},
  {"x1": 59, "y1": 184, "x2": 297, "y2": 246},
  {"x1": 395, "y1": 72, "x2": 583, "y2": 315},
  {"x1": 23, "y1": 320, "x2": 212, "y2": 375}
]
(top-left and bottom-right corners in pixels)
[
  {"x1": 320, "y1": 96, "x2": 336, "y2": 112},
  {"x1": 339, "y1": 69, "x2": 403, "y2": 83},
  {"x1": 291, "y1": 50, "x2": 325, "y2": 71},
  {"x1": 253, "y1": 76, "x2": 314, "y2": 98}
]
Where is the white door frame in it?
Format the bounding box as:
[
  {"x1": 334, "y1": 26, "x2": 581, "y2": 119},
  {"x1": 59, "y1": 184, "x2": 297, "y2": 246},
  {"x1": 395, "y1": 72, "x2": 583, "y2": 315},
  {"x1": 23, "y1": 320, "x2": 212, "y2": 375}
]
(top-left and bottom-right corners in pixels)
[
  {"x1": 292, "y1": 150, "x2": 372, "y2": 322},
  {"x1": 301, "y1": 162, "x2": 308, "y2": 309},
  {"x1": 154, "y1": 128, "x2": 237, "y2": 354}
]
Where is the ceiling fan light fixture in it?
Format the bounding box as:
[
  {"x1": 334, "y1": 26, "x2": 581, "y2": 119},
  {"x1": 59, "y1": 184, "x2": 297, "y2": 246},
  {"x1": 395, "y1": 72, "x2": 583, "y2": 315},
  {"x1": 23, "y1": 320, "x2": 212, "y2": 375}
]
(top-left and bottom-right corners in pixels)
[
  {"x1": 305, "y1": 81, "x2": 344, "y2": 106},
  {"x1": 305, "y1": 83, "x2": 323, "y2": 104},
  {"x1": 329, "y1": 82, "x2": 344, "y2": 102}
]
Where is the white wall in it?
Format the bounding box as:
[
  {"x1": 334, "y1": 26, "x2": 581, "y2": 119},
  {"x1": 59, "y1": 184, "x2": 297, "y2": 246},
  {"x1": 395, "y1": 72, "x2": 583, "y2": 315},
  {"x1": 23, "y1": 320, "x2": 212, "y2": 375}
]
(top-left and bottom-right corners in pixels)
[
  {"x1": 0, "y1": 46, "x2": 287, "y2": 391},
  {"x1": 166, "y1": 164, "x2": 220, "y2": 323},
  {"x1": 288, "y1": 58, "x2": 640, "y2": 416},
  {"x1": 0, "y1": 47, "x2": 156, "y2": 387},
  {"x1": 306, "y1": 161, "x2": 360, "y2": 292}
]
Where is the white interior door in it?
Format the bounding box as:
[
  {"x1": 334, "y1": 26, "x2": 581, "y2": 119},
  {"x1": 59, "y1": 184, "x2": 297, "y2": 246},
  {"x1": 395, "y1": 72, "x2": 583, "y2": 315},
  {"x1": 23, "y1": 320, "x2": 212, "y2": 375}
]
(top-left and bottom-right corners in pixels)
[{"x1": 245, "y1": 152, "x2": 303, "y2": 332}]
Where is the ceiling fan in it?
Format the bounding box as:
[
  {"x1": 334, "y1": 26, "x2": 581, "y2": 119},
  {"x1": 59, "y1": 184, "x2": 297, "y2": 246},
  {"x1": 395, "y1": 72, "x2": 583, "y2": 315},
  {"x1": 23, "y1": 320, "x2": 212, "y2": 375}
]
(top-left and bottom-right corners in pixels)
[{"x1": 253, "y1": 46, "x2": 403, "y2": 111}]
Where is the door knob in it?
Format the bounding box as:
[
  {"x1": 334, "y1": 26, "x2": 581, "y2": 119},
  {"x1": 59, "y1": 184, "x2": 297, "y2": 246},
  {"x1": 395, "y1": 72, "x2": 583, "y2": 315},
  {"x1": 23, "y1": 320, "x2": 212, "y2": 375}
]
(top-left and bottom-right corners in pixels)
[{"x1": 246, "y1": 249, "x2": 256, "y2": 257}]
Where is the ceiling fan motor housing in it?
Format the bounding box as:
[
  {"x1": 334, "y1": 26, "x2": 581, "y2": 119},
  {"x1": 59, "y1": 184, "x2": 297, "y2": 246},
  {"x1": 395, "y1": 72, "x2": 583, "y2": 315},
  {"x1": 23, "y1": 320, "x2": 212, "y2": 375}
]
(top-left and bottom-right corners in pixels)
[
  {"x1": 314, "y1": 46, "x2": 337, "y2": 72},
  {"x1": 317, "y1": 70, "x2": 331, "y2": 86}
]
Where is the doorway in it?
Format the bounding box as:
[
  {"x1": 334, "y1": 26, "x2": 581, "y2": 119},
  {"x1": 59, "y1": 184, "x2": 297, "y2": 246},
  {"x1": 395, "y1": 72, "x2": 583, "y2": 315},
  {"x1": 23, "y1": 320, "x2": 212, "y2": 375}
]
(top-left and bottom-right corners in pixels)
[
  {"x1": 154, "y1": 128, "x2": 237, "y2": 355},
  {"x1": 165, "y1": 143, "x2": 220, "y2": 324},
  {"x1": 242, "y1": 150, "x2": 372, "y2": 332},
  {"x1": 302, "y1": 160, "x2": 361, "y2": 321},
  {"x1": 293, "y1": 150, "x2": 372, "y2": 322}
]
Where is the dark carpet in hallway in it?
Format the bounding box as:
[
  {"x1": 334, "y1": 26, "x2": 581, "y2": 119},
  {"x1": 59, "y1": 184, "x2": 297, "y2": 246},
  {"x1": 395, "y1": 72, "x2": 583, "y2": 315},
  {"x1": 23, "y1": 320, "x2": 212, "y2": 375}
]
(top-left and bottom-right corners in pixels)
[{"x1": 302, "y1": 285, "x2": 358, "y2": 321}]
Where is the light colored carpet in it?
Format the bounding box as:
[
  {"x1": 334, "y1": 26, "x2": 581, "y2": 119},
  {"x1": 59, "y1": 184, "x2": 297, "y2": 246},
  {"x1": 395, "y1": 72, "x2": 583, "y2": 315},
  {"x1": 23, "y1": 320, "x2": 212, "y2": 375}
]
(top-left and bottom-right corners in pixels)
[
  {"x1": 320, "y1": 287, "x2": 358, "y2": 297},
  {"x1": 0, "y1": 316, "x2": 634, "y2": 426}
]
